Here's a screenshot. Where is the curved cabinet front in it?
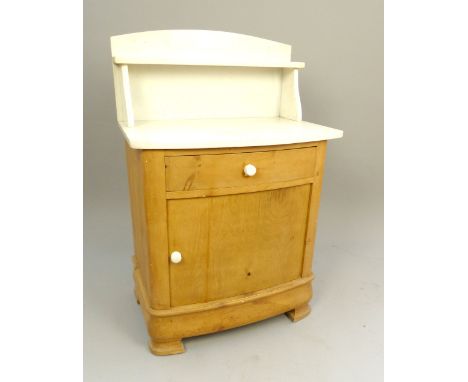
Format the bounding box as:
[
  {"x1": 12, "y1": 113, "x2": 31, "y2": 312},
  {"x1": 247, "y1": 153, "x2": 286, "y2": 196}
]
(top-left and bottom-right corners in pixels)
[{"x1": 167, "y1": 184, "x2": 311, "y2": 306}]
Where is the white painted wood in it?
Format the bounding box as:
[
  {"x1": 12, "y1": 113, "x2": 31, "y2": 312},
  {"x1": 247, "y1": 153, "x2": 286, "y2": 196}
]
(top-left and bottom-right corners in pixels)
[
  {"x1": 121, "y1": 64, "x2": 134, "y2": 128},
  {"x1": 280, "y1": 69, "x2": 302, "y2": 121},
  {"x1": 118, "y1": 117, "x2": 343, "y2": 149},
  {"x1": 243, "y1": 164, "x2": 257, "y2": 177},
  {"x1": 128, "y1": 65, "x2": 282, "y2": 120},
  {"x1": 113, "y1": 57, "x2": 304, "y2": 68},
  {"x1": 110, "y1": 30, "x2": 343, "y2": 150},
  {"x1": 112, "y1": 64, "x2": 125, "y2": 122},
  {"x1": 111, "y1": 30, "x2": 294, "y2": 66},
  {"x1": 170, "y1": 251, "x2": 182, "y2": 264},
  {"x1": 111, "y1": 31, "x2": 305, "y2": 121}
]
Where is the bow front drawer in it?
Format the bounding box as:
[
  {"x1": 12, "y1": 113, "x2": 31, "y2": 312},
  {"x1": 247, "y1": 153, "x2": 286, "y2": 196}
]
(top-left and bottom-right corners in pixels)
[{"x1": 165, "y1": 146, "x2": 317, "y2": 193}]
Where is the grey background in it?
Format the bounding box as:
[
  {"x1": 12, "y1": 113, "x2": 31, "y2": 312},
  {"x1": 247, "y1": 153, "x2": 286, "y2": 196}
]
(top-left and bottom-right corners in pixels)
[{"x1": 84, "y1": 0, "x2": 383, "y2": 380}]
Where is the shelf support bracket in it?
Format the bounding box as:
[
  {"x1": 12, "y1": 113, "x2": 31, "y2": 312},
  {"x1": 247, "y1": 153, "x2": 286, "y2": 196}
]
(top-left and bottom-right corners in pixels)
[
  {"x1": 121, "y1": 64, "x2": 135, "y2": 128},
  {"x1": 280, "y1": 68, "x2": 302, "y2": 121}
]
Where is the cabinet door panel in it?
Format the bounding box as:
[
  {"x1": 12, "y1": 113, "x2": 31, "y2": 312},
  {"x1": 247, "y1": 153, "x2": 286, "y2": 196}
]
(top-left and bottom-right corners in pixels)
[{"x1": 168, "y1": 184, "x2": 311, "y2": 306}]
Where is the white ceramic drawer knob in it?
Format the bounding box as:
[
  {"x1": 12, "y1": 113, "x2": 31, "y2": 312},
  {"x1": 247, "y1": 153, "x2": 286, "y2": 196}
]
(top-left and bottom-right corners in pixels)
[
  {"x1": 170, "y1": 251, "x2": 182, "y2": 264},
  {"x1": 244, "y1": 163, "x2": 257, "y2": 177}
]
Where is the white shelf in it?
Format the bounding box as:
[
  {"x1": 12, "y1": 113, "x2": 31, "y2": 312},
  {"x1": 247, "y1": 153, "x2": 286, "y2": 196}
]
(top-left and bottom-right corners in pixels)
[
  {"x1": 119, "y1": 117, "x2": 343, "y2": 149},
  {"x1": 113, "y1": 57, "x2": 305, "y2": 69}
]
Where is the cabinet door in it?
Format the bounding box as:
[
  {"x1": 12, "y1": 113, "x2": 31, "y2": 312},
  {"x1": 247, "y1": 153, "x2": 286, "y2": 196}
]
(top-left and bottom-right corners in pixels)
[{"x1": 167, "y1": 184, "x2": 311, "y2": 306}]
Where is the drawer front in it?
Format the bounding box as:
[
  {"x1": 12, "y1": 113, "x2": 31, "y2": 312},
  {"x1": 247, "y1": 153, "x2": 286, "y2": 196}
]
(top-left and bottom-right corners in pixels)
[{"x1": 165, "y1": 147, "x2": 317, "y2": 192}]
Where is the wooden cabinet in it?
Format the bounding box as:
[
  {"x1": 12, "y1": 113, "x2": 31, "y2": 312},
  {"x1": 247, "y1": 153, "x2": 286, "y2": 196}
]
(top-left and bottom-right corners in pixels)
[
  {"x1": 112, "y1": 30, "x2": 342, "y2": 355},
  {"x1": 126, "y1": 142, "x2": 327, "y2": 355}
]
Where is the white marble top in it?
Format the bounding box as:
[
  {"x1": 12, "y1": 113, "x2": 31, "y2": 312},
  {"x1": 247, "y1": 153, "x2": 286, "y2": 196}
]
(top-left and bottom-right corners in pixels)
[{"x1": 119, "y1": 117, "x2": 343, "y2": 149}]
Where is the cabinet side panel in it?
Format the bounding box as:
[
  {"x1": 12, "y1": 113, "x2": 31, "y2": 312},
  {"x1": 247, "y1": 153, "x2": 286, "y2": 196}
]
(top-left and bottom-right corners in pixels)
[
  {"x1": 125, "y1": 144, "x2": 150, "y2": 294},
  {"x1": 142, "y1": 150, "x2": 171, "y2": 308},
  {"x1": 302, "y1": 141, "x2": 328, "y2": 277},
  {"x1": 112, "y1": 63, "x2": 125, "y2": 122},
  {"x1": 280, "y1": 68, "x2": 302, "y2": 121}
]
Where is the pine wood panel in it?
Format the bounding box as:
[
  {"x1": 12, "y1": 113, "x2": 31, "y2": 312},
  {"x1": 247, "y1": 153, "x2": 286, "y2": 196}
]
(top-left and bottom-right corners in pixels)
[
  {"x1": 166, "y1": 176, "x2": 315, "y2": 199},
  {"x1": 140, "y1": 150, "x2": 171, "y2": 308},
  {"x1": 165, "y1": 147, "x2": 317, "y2": 192},
  {"x1": 125, "y1": 145, "x2": 151, "y2": 295},
  {"x1": 135, "y1": 266, "x2": 313, "y2": 317},
  {"x1": 148, "y1": 278, "x2": 312, "y2": 344},
  {"x1": 167, "y1": 184, "x2": 311, "y2": 306},
  {"x1": 302, "y1": 141, "x2": 327, "y2": 277}
]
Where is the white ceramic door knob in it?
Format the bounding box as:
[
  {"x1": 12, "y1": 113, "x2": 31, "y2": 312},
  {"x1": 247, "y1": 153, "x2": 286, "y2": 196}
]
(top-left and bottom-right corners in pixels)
[
  {"x1": 170, "y1": 251, "x2": 182, "y2": 264},
  {"x1": 244, "y1": 163, "x2": 257, "y2": 177}
]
